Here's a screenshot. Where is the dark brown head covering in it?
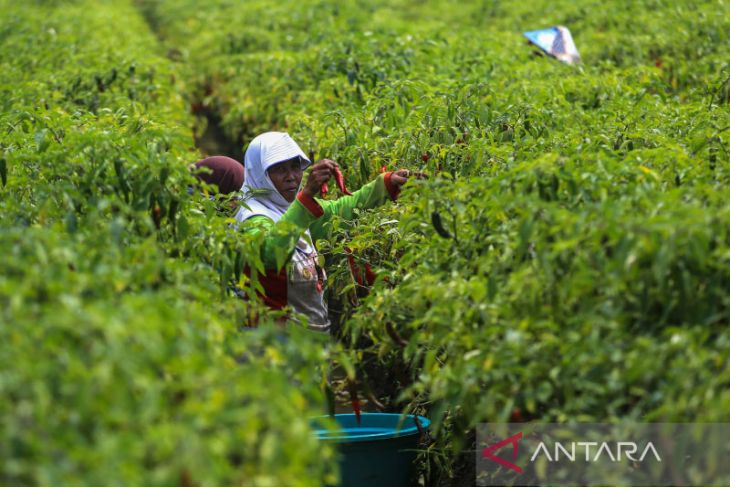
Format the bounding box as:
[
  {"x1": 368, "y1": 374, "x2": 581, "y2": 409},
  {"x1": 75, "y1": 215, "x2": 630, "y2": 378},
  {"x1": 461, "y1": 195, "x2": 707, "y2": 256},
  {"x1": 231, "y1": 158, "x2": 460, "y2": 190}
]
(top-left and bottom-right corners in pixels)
[{"x1": 194, "y1": 156, "x2": 244, "y2": 194}]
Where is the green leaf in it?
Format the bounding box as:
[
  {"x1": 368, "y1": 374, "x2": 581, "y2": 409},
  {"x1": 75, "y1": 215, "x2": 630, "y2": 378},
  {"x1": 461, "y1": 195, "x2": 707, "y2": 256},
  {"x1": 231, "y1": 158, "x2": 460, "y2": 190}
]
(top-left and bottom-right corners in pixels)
[{"x1": 35, "y1": 129, "x2": 50, "y2": 153}]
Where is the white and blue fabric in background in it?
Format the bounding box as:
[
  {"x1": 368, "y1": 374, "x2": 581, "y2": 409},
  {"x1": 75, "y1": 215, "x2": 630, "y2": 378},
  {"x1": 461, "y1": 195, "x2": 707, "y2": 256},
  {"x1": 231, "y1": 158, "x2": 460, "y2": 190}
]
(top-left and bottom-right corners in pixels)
[{"x1": 524, "y1": 26, "x2": 581, "y2": 64}]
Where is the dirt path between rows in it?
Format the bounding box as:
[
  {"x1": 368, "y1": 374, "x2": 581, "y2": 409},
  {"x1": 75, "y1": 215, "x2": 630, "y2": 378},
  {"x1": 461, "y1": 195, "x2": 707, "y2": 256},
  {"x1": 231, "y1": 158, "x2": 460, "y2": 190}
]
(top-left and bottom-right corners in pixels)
[{"x1": 133, "y1": 0, "x2": 245, "y2": 163}]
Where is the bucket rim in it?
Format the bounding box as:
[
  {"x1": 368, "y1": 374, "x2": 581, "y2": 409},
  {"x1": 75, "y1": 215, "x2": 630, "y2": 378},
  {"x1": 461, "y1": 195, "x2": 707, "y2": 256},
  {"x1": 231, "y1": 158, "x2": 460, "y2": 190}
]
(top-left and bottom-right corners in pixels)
[{"x1": 312, "y1": 413, "x2": 430, "y2": 443}]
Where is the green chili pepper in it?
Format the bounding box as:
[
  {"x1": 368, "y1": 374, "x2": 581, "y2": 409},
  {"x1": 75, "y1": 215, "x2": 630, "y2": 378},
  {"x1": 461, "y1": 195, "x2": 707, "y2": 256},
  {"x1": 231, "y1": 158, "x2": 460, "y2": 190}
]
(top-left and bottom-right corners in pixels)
[{"x1": 431, "y1": 211, "x2": 452, "y2": 239}]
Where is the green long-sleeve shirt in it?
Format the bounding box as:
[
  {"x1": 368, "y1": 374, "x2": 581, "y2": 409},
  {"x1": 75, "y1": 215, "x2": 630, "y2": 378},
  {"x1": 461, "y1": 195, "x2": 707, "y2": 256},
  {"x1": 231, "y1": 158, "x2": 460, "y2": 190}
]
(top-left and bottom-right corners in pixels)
[{"x1": 242, "y1": 173, "x2": 396, "y2": 270}]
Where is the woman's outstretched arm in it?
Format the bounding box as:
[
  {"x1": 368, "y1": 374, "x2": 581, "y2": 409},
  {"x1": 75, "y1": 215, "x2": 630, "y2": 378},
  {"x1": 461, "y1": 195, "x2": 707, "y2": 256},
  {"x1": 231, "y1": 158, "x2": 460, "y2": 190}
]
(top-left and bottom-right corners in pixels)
[{"x1": 308, "y1": 171, "x2": 404, "y2": 241}]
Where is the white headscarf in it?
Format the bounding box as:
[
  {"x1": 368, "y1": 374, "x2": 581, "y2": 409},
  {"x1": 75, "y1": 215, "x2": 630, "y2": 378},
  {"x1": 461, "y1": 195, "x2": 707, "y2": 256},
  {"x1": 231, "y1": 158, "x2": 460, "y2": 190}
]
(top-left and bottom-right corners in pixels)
[{"x1": 235, "y1": 132, "x2": 311, "y2": 223}]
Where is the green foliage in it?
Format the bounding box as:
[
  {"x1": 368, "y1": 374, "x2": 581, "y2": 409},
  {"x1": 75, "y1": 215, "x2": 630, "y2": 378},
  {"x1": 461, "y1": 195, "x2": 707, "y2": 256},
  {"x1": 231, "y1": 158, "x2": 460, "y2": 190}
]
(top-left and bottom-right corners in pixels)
[
  {"x1": 3, "y1": 0, "x2": 730, "y2": 485},
  {"x1": 141, "y1": 0, "x2": 730, "y2": 470},
  {"x1": 0, "y1": 1, "x2": 337, "y2": 485}
]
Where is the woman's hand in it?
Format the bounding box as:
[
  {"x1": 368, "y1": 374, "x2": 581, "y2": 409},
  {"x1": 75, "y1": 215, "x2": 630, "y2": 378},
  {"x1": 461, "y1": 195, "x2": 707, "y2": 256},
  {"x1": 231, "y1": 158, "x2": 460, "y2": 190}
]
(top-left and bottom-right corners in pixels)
[
  {"x1": 389, "y1": 169, "x2": 425, "y2": 188},
  {"x1": 302, "y1": 159, "x2": 338, "y2": 198}
]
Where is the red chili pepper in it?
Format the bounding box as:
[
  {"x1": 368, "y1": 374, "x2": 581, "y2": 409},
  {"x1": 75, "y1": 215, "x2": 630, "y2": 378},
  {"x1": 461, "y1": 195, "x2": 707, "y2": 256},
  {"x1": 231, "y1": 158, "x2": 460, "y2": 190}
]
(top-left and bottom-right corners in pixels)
[
  {"x1": 352, "y1": 398, "x2": 361, "y2": 426},
  {"x1": 364, "y1": 263, "x2": 376, "y2": 286},
  {"x1": 320, "y1": 182, "x2": 328, "y2": 197},
  {"x1": 152, "y1": 206, "x2": 162, "y2": 229},
  {"x1": 345, "y1": 246, "x2": 376, "y2": 289},
  {"x1": 347, "y1": 379, "x2": 361, "y2": 426},
  {"x1": 333, "y1": 167, "x2": 352, "y2": 195},
  {"x1": 345, "y1": 246, "x2": 364, "y2": 286}
]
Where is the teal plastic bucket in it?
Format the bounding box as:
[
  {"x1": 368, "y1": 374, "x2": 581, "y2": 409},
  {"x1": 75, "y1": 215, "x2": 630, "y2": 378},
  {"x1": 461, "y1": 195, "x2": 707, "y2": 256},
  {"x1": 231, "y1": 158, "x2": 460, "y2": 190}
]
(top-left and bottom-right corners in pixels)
[{"x1": 313, "y1": 413, "x2": 430, "y2": 487}]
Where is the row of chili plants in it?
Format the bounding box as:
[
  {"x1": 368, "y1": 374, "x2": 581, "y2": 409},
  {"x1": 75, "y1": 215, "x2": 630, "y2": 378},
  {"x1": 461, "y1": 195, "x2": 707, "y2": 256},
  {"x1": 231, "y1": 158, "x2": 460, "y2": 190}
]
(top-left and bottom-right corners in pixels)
[
  {"x1": 4, "y1": 0, "x2": 728, "y2": 485},
  {"x1": 0, "y1": 1, "x2": 339, "y2": 485},
  {"x1": 138, "y1": 0, "x2": 730, "y2": 483}
]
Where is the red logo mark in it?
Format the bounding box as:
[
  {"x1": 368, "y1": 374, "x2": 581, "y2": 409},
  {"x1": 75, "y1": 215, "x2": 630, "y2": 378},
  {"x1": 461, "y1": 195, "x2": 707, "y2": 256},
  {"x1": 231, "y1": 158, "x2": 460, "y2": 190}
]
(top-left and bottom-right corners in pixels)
[{"x1": 481, "y1": 432, "x2": 524, "y2": 473}]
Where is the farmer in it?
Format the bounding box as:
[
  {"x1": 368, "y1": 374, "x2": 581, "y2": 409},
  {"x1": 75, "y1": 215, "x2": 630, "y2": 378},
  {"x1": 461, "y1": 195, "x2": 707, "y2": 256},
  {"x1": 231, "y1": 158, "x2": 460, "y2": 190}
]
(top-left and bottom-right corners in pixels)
[
  {"x1": 192, "y1": 155, "x2": 244, "y2": 195},
  {"x1": 235, "y1": 131, "x2": 411, "y2": 333}
]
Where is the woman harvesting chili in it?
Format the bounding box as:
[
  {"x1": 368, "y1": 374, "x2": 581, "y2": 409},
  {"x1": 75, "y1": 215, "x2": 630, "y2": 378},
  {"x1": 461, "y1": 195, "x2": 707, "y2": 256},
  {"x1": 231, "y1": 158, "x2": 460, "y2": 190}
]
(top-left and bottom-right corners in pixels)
[{"x1": 235, "y1": 131, "x2": 412, "y2": 332}]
